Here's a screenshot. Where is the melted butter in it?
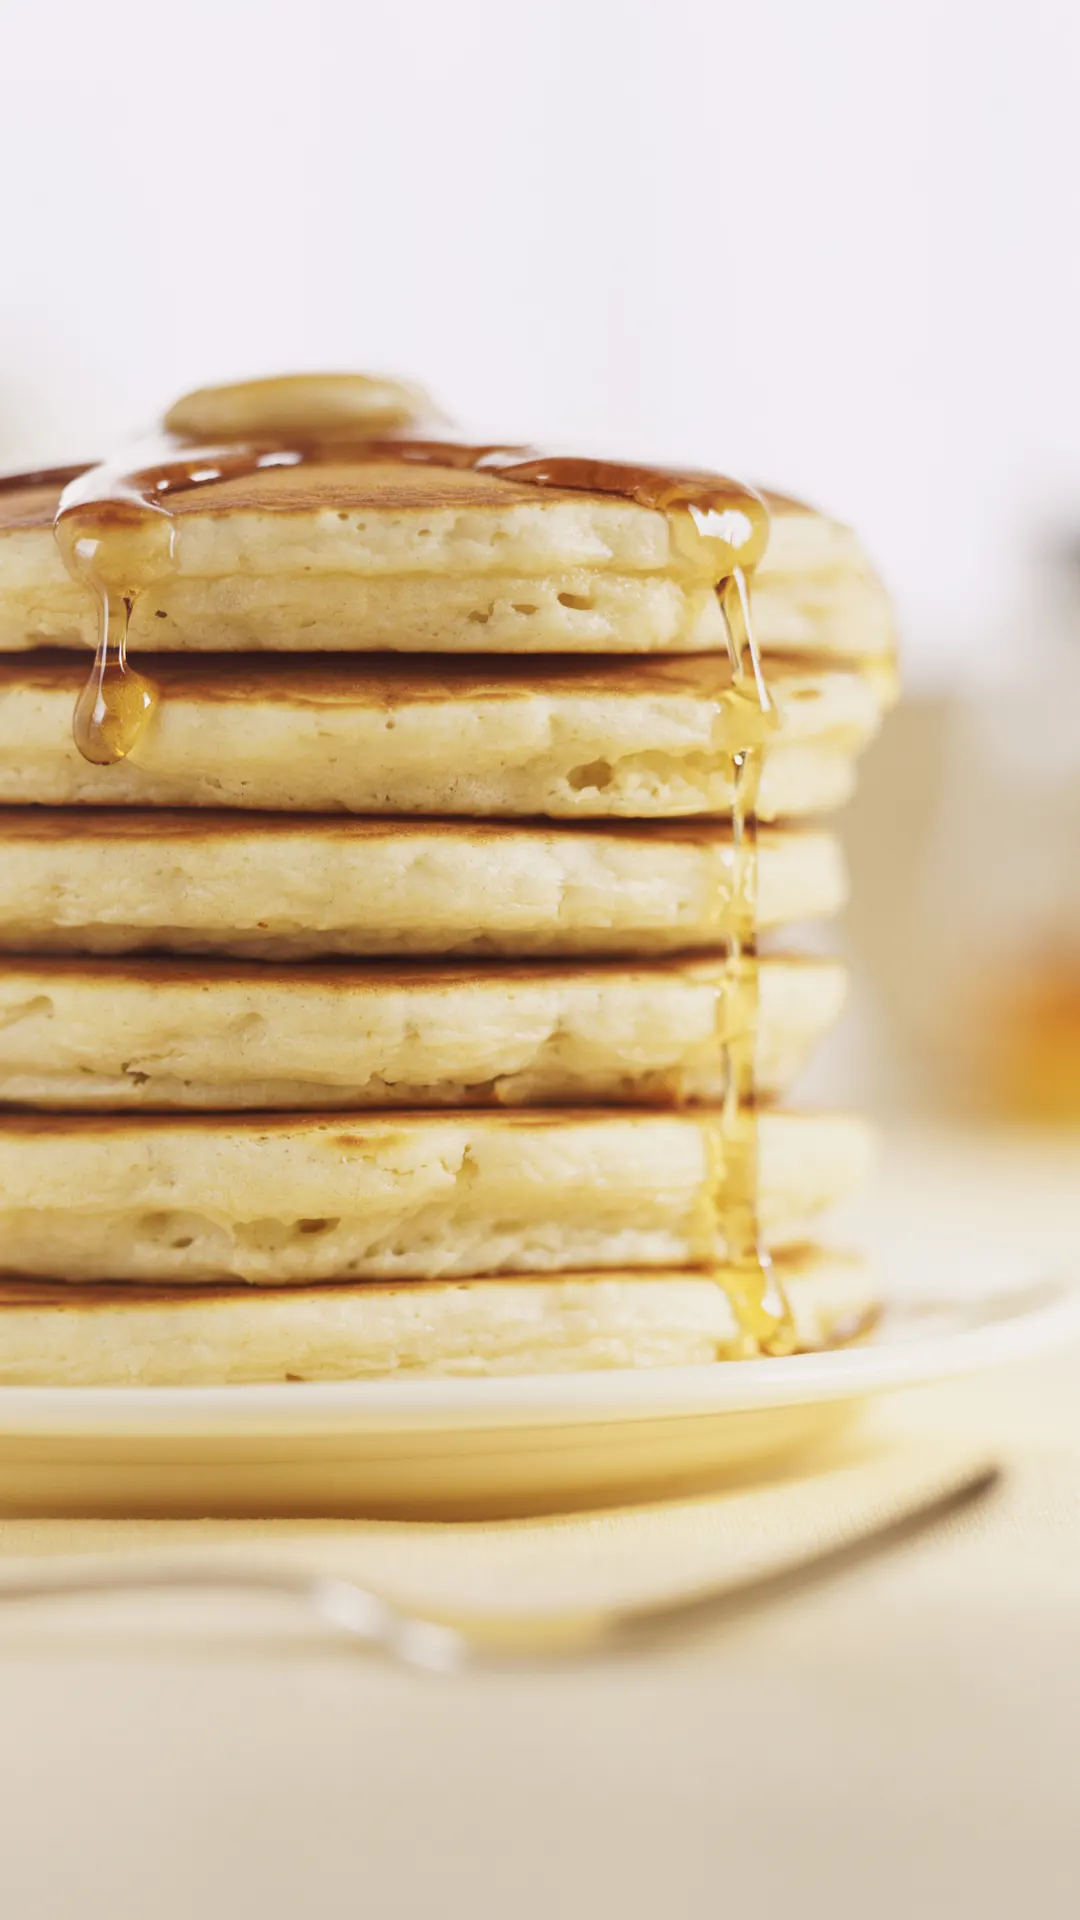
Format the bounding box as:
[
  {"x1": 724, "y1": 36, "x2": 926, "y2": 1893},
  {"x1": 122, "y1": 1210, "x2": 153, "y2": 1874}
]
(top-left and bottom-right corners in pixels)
[
  {"x1": 47, "y1": 370, "x2": 789, "y2": 1354},
  {"x1": 164, "y1": 371, "x2": 434, "y2": 442}
]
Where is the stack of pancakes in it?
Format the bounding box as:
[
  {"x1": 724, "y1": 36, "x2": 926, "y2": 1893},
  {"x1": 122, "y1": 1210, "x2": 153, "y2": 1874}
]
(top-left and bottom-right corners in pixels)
[{"x1": 0, "y1": 375, "x2": 895, "y2": 1385}]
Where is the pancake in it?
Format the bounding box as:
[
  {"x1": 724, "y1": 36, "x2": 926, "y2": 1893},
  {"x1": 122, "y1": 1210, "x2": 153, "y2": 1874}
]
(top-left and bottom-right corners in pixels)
[
  {"x1": 0, "y1": 467, "x2": 893, "y2": 659},
  {"x1": 0, "y1": 954, "x2": 846, "y2": 1110},
  {"x1": 0, "y1": 1251, "x2": 876, "y2": 1384},
  {"x1": 0, "y1": 811, "x2": 845, "y2": 959},
  {"x1": 0, "y1": 1109, "x2": 872, "y2": 1284},
  {"x1": 0, "y1": 651, "x2": 893, "y2": 818}
]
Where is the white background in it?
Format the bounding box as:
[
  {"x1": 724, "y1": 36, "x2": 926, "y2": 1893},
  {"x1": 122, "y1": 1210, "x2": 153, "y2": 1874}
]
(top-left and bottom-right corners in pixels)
[{"x1": 2, "y1": 0, "x2": 1077, "y2": 684}]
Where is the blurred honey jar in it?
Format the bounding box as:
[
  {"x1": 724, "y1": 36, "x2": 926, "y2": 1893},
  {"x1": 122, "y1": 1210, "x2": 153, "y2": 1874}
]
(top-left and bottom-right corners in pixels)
[{"x1": 923, "y1": 537, "x2": 1080, "y2": 1122}]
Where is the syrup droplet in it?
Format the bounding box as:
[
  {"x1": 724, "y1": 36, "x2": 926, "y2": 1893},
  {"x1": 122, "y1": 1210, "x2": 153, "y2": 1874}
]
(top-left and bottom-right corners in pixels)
[
  {"x1": 54, "y1": 504, "x2": 166, "y2": 766},
  {"x1": 71, "y1": 591, "x2": 158, "y2": 765}
]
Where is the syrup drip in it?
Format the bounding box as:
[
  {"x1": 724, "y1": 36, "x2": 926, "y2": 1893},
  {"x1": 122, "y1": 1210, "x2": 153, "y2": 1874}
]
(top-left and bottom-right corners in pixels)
[
  {"x1": 68, "y1": 587, "x2": 158, "y2": 766},
  {"x1": 714, "y1": 568, "x2": 794, "y2": 1357},
  {"x1": 45, "y1": 373, "x2": 789, "y2": 1353}
]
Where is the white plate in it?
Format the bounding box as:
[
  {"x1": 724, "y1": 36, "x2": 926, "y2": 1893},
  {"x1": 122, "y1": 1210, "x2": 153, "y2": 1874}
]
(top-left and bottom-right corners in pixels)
[{"x1": 0, "y1": 1278, "x2": 1075, "y2": 1518}]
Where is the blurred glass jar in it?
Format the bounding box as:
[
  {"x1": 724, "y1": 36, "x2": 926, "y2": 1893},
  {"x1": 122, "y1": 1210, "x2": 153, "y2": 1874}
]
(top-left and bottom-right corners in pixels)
[{"x1": 918, "y1": 542, "x2": 1080, "y2": 1121}]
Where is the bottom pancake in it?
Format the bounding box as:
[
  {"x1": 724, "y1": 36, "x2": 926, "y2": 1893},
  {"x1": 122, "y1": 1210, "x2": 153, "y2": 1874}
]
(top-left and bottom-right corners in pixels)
[{"x1": 0, "y1": 1251, "x2": 876, "y2": 1385}]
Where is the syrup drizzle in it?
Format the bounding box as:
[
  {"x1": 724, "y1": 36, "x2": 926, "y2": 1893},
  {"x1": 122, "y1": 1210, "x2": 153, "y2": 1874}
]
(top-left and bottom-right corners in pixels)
[
  {"x1": 715, "y1": 569, "x2": 794, "y2": 1356},
  {"x1": 45, "y1": 373, "x2": 790, "y2": 1353},
  {"x1": 67, "y1": 587, "x2": 158, "y2": 766}
]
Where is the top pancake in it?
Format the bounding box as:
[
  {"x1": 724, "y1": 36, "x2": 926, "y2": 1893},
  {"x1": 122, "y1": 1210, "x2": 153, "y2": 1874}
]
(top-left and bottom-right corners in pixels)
[{"x1": 0, "y1": 466, "x2": 894, "y2": 659}]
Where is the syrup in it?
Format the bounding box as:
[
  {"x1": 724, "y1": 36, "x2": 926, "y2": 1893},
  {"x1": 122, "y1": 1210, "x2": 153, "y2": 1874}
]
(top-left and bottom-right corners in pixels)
[
  {"x1": 713, "y1": 567, "x2": 794, "y2": 1355},
  {"x1": 46, "y1": 372, "x2": 789, "y2": 1353}
]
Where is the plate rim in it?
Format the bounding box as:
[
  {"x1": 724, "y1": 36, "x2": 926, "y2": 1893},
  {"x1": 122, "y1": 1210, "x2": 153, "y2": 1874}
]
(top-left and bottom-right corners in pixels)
[{"x1": 0, "y1": 1276, "x2": 1075, "y2": 1437}]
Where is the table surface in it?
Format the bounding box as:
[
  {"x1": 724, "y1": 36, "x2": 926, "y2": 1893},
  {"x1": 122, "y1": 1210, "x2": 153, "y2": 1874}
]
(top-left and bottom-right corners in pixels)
[{"x1": 0, "y1": 1124, "x2": 1078, "y2": 1920}]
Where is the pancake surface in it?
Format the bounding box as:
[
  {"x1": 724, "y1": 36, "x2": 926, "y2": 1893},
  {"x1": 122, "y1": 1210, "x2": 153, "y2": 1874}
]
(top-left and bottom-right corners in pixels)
[
  {"x1": 0, "y1": 954, "x2": 846, "y2": 1109},
  {"x1": 0, "y1": 1109, "x2": 872, "y2": 1284}
]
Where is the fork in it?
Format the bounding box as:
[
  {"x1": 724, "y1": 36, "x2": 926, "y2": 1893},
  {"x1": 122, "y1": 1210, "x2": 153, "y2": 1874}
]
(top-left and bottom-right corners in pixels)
[{"x1": 0, "y1": 1464, "x2": 997, "y2": 1671}]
